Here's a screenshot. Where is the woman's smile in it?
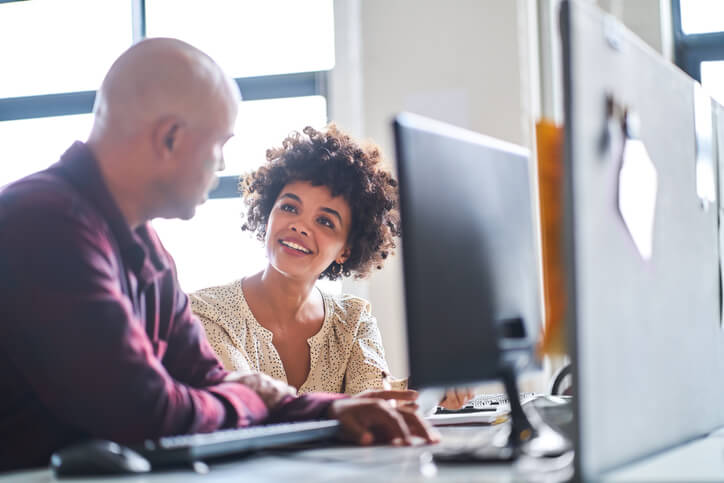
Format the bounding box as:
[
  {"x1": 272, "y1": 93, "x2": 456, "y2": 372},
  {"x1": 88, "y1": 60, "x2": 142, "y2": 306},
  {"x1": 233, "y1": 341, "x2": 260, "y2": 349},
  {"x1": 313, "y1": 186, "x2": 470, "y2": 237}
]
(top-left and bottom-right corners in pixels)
[{"x1": 279, "y1": 238, "x2": 312, "y2": 255}]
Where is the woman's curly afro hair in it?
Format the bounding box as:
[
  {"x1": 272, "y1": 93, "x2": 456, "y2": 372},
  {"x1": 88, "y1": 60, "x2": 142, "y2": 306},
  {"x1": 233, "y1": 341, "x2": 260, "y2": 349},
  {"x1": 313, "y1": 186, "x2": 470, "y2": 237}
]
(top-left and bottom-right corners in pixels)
[{"x1": 240, "y1": 124, "x2": 401, "y2": 281}]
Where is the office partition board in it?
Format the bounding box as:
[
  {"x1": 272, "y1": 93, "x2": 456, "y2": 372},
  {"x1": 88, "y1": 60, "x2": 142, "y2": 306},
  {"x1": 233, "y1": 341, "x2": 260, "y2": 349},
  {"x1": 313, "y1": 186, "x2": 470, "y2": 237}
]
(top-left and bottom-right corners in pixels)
[{"x1": 561, "y1": 0, "x2": 723, "y2": 479}]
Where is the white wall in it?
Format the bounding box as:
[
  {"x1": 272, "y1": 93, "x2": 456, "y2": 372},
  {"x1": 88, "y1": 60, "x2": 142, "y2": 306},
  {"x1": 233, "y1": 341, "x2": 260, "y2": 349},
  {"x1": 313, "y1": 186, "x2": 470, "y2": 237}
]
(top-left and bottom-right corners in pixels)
[{"x1": 332, "y1": 0, "x2": 528, "y2": 378}]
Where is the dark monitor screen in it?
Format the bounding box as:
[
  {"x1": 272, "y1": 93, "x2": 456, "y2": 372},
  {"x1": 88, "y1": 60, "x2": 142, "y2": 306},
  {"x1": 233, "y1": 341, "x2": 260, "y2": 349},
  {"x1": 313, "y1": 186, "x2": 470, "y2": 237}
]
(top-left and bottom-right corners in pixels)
[{"x1": 393, "y1": 113, "x2": 541, "y2": 389}]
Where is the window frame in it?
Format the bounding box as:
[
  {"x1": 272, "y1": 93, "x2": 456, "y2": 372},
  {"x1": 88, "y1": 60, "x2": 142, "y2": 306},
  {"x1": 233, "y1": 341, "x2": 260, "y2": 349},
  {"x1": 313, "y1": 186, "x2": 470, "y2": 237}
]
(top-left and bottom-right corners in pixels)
[
  {"x1": 672, "y1": 0, "x2": 724, "y2": 82},
  {"x1": 0, "y1": 0, "x2": 330, "y2": 200}
]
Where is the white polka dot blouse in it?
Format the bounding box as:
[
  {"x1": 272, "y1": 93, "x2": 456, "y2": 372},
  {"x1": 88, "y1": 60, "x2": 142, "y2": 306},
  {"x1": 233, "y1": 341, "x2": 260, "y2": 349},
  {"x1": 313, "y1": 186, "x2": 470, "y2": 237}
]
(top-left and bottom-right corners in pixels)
[{"x1": 190, "y1": 279, "x2": 402, "y2": 395}]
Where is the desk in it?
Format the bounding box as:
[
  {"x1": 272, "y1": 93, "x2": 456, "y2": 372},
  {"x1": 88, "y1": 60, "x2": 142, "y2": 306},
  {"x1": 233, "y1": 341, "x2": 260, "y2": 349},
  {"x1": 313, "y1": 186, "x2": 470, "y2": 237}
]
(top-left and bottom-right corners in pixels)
[
  {"x1": 9, "y1": 427, "x2": 724, "y2": 482},
  {"x1": 0, "y1": 426, "x2": 546, "y2": 483}
]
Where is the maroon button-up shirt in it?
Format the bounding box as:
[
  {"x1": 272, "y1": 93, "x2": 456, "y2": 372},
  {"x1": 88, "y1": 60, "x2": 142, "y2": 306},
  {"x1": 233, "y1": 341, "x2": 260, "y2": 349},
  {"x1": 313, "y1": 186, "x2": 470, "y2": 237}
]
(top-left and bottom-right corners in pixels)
[{"x1": 0, "y1": 143, "x2": 343, "y2": 471}]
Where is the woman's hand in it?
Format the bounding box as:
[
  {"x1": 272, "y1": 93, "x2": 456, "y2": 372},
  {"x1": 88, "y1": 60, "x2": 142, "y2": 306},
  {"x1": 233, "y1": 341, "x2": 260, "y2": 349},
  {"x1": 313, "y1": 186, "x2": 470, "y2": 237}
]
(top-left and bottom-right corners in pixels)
[{"x1": 438, "y1": 388, "x2": 476, "y2": 410}]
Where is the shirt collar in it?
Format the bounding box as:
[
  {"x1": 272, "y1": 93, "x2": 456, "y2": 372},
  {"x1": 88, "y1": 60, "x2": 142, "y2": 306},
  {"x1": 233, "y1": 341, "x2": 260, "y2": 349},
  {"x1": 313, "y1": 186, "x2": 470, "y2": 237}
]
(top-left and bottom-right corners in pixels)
[{"x1": 53, "y1": 141, "x2": 169, "y2": 287}]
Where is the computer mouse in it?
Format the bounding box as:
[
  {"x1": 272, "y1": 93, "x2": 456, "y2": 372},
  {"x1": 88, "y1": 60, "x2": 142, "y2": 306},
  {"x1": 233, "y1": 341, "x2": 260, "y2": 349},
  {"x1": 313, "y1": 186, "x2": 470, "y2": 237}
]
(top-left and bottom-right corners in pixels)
[{"x1": 50, "y1": 439, "x2": 151, "y2": 477}]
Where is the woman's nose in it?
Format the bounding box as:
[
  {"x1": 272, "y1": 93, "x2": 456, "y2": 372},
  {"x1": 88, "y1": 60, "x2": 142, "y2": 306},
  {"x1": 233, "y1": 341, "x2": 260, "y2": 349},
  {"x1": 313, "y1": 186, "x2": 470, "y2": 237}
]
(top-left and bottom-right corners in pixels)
[{"x1": 290, "y1": 224, "x2": 308, "y2": 236}]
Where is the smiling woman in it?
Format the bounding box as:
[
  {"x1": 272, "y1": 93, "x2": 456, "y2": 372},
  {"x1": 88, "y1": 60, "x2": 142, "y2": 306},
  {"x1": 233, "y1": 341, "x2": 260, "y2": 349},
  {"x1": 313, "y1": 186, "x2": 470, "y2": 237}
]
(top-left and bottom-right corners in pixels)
[{"x1": 189, "y1": 125, "x2": 405, "y2": 394}]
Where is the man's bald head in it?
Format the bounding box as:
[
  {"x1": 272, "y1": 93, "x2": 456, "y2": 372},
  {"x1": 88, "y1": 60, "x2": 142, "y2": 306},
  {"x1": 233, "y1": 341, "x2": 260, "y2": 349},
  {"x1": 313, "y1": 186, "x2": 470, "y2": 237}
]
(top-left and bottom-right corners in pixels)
[
  {"x1": 86, "y1": 38, "x2": 241, "y2": 227},
  {"x1": 91, "y1": 37, "x2": 240, "y2": 139}
]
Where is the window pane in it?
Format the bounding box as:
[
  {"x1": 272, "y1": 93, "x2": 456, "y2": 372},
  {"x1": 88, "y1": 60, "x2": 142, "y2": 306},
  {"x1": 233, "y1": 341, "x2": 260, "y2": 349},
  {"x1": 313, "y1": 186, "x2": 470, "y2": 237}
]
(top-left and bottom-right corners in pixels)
[
  {"x1": 145, "y1": 0, "x2": 335, "y2": 78},
  {"x1": 153, "y1": 198, "x2": 265, "y2": 293},
  {"x1": 0, "y1": 97, "x2": 327, "y2": 188},
  {"x1": 223, "y1": 96, "x2": 328, "y2": 176},
  {"x1": 680, "y1": 0, "x2": 724, "y2": 34},
  {"x1": 0, "y1": 0, "x2": 132, "y2": 98},
  {"x1": 701, "y1": 61, "x2": 724, "y2": 106},
  {"x1": 0, "y1": 114, "x2": 93, "y2": 188},
  {"x1": 153, "y1": 198, "x2": 340, "y2": 294}
]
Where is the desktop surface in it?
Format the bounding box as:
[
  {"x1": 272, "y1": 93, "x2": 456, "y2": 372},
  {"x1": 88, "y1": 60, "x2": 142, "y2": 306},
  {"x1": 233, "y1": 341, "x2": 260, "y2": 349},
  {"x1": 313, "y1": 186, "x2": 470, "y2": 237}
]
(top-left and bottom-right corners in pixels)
[
  {"x1": 8, "y1": 425, "x2": 724, "y2": 483},
  {"x1": 1, "y1": 427, "x2": 519, "y2": 483},
  {"x1": 1, "y1": 398, "x2": 577, "y2": 483}
]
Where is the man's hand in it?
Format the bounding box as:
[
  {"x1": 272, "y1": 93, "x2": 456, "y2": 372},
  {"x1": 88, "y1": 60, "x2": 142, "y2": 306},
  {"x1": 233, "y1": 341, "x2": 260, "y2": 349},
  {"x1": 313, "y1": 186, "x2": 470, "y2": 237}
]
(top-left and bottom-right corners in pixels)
[
  {"x1": 328, "y1": 398, "x2": 440, "y2": 446},
  {"x1": 224, "y1": 372, "x2": 297, "y2": 410},
  {"x1": 438, "y1": 388, "x2": 476, "y2": 410}
]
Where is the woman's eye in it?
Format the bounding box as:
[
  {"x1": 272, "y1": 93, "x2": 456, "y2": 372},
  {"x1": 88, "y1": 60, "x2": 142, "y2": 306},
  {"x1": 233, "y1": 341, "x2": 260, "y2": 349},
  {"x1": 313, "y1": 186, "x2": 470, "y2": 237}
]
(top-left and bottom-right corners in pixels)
[
  {"x1": 280, "y1": 204, "x2": 297, "y2": 213},
  {"x1": 317, "y1": 216, "x2": 334, "y2": 229}
]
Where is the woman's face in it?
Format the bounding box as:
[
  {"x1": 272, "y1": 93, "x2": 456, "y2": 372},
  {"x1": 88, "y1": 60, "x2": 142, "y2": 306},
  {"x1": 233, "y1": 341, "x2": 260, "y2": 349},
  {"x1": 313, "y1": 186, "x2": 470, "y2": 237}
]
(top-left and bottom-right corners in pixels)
[{"x1": 265, "y1": 180, "x2": 352, "y2": 281}]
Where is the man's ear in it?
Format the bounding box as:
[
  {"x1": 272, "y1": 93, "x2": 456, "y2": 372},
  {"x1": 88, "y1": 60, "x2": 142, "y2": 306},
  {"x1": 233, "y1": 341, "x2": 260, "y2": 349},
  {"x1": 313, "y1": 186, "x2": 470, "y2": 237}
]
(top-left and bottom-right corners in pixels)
[{"x1": 152, "y1": 116, "x2": 184, "y2": 159}]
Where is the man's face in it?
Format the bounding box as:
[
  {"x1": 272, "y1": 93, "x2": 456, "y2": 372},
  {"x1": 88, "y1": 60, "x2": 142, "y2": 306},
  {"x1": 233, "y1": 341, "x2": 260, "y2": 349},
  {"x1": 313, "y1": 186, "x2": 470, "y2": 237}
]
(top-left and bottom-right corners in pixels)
[{"x1": 164, "y1": 100, "x2": 237, "y2": 220}]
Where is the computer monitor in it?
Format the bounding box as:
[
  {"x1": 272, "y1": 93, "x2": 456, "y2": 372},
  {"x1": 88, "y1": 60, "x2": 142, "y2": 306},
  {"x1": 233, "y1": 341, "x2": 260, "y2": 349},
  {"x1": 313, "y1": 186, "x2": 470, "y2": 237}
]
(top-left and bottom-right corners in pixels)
[
  {"x1": 393, "y1": 113, "x2": 566, "y2": 458},
  {"x1": 394, "y1": 112, "x2": 540, "y2": 386},
  {"x1": 560, "y1": 0, "x2": 723, "y2": 479}
]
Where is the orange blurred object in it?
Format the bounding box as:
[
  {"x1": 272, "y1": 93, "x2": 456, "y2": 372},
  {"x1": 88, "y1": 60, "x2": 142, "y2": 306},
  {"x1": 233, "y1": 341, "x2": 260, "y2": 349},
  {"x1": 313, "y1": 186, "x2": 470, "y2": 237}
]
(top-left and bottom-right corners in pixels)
[{"x1": 535, "y1": 120, "x2": 567, "y2": 356}]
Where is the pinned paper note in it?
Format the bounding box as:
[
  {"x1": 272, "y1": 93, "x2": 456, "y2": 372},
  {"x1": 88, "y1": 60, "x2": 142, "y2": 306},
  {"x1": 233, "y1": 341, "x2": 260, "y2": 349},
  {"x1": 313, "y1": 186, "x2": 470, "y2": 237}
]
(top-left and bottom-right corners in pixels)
[{"x1": 618, "y1": 137, "x2": 657, "y2": 260}]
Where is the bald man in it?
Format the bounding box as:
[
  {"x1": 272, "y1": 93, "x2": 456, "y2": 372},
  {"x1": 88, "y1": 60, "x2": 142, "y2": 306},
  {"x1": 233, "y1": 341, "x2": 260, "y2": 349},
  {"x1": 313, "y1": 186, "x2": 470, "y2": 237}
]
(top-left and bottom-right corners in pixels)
[{"x1": 0, "y1": 38, "x2": 436, "y2": 472}]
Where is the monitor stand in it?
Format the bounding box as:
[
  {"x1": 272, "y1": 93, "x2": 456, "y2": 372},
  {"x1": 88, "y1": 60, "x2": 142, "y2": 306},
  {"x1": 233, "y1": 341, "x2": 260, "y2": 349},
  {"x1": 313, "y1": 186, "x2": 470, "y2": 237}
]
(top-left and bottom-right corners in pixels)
[{"x1": 432, "y1": 365, "x2": 572, "y2": 463}]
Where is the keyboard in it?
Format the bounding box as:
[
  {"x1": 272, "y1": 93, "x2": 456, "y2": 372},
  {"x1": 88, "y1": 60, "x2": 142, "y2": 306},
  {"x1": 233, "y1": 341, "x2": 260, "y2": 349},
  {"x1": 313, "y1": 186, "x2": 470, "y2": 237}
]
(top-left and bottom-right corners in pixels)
[
  {"x1": 434, "y1": 392, "x2": 539, "y2": 414},
  {"x1": 136, "y1": 420, "x2": 340, "y2": 466},
  {"x1": 427, "y1": 393, "x2": 539, "y2": 426},
  {"x1": 459, "y1": 392, "x2": 539, "y2": 411}
]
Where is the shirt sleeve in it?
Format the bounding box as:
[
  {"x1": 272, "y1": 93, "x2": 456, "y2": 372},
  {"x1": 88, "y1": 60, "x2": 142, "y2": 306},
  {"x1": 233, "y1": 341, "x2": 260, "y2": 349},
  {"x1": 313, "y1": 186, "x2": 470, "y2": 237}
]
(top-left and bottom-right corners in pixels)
[
  {"x1": 342, "y1": 300, "x2": 395, "y2": 395},
  {"x1": 0, "y1": 198, "x2": 267, "y2": 443},
  {"x1": 267, "y1": 393, "x2": 347, "y2": 423}
]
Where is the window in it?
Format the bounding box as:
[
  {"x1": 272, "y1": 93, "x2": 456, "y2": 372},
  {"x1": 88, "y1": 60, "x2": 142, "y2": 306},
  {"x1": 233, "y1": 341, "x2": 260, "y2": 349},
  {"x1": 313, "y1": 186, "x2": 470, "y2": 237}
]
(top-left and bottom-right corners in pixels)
[
  {"x1": 678, "y1": 0, "x2": 724, "y2": 35},
  {"x1": 144, "y1": 0, "x2": 334, "y2": 78},
  {"x1": 0, "y1": 0, "x2": 133, "y2": 99},
  {"x1": 217, "y1": 96, "x2": 328, "y2": 178},
  {"x1": 0, "y1": 114, "x2": 93, "y2": 187},
  {"x1": 0, "y1": 0, "x2": 337, "y2": 294},
  {"x1": 673, "y1": 0, "x2": 724, "y2": 104},
  {"x1": 700, "y1": 60, "x2": 724, "y2": 106}
]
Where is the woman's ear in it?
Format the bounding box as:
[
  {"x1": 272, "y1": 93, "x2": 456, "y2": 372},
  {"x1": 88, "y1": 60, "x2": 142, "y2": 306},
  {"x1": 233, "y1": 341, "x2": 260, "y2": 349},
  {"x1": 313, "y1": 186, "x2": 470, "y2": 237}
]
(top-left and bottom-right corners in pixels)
[{"x1": 336, "y1": 247, "x2": 351, "y2": 265}]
